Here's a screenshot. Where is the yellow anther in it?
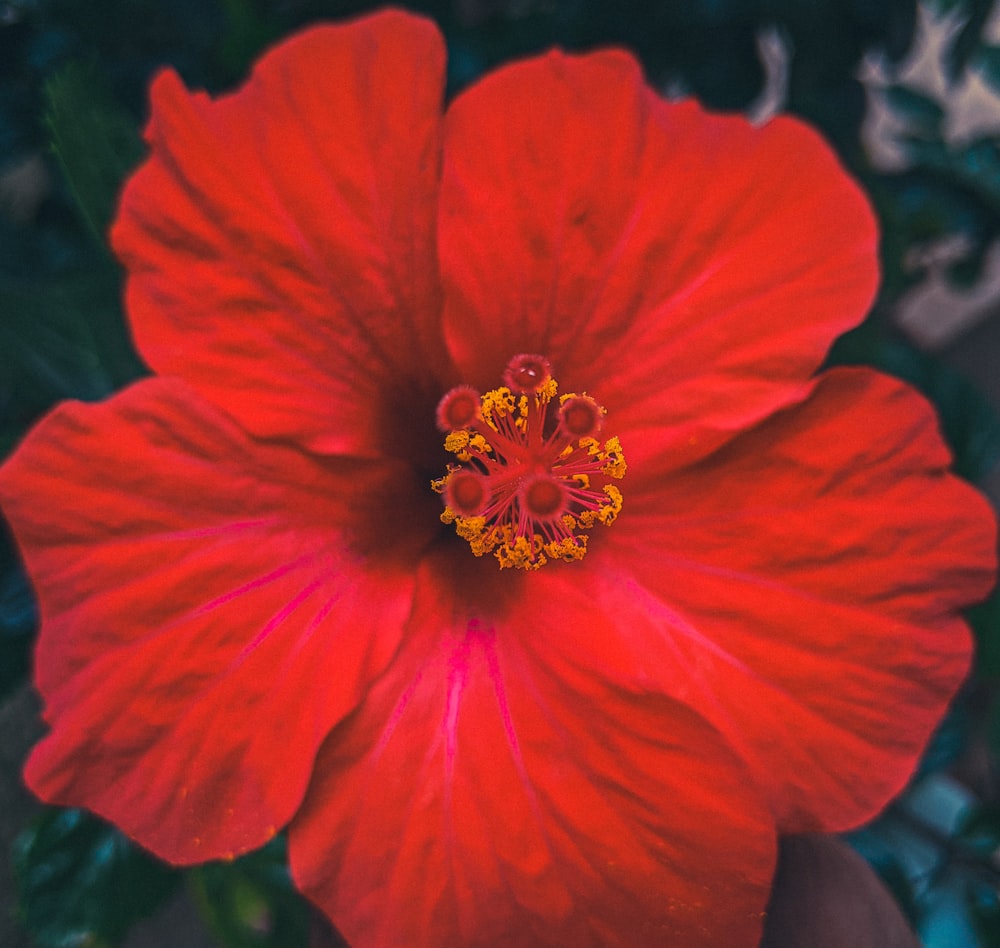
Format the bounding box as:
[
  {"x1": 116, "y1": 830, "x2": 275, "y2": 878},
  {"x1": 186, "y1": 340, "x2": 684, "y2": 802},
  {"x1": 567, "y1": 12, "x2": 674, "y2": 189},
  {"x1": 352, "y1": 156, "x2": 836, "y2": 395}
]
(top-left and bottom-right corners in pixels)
[
  {"x1": 496, "y1": 534, "x2": 545, "y2": 570},
  {"x1": 598, "y1": 484, "x2": 624, "y2": 524},
  {"x1": 600, "y1": 436, "x2": 627, "y2": 479},
  {"x1": 455, "y1": 515, "x2": 487, "y2": 541},
  {"x1": 544, "y1": 536, "x2": 588, "y2": 562},
  {"x1": 444, "y1": 430, "x2": 470, "y2": 454},
  {"x1": 480, "y1": 387, "x2": 516, "y2": 427}
]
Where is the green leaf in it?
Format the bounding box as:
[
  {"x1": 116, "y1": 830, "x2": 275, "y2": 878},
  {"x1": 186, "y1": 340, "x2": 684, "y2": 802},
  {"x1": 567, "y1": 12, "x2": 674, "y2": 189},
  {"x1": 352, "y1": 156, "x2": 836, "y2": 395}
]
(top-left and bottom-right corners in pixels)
[
  {"x1": 217, "y1": 0, "x2": 283, "y2": 79},
  {"x1": 14, "y1": 808, "x2": 179, "y2": 948},
  {"x1": 43, "y1": 61, "x2": 145, "y2": 248},
  {"x1": 921, "y1": 698, "x2": 975, "y2": 776},
  {"x1": 188, "y1": 836, "x2": 311, "y2": 948},
  {"x1": 885, "y1": 83, "x2": 945, "y2": 136},
  {"x1": 0, "y1": 271, "x2": 146, "y2": 457},
  {"x1": 0, "y1": 535, "x2": 35, "y2": 701},
  {"x1": 945, "y1": 0, "x2": 996, "y2": 80},
  {"x1": 957, "y1": 803, "x2": 1000, "y2": 857},
  {"x1": 969, "y1": 589, "x2": 1000, "y2": 679},
  {"x1": 976, "y1": 44, "x2": 1000, "y2": 94},
  {"x1": 947, "y1": 241, "x2": 992, "y2": 288},
  {"x1": 903, "y1": 135, "x2": 1000, "y2": 218},
  {"x1": 969, "y1": 887, "x2": 1000, "y2": 948}
]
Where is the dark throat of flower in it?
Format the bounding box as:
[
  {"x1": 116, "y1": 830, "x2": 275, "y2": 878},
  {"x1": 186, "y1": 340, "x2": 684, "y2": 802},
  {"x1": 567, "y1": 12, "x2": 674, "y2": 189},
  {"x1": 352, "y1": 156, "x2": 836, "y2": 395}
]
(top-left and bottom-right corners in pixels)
[{"x1": 431, "y1": 354, "x2": 626, "y2": 571}]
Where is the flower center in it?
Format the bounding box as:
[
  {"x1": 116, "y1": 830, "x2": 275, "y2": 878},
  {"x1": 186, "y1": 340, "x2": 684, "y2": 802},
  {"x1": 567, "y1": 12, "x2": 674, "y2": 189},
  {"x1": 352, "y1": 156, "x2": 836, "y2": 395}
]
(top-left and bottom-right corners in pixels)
[{"x1": 431, "y1": 354, "x2": 626, "y2": 570}]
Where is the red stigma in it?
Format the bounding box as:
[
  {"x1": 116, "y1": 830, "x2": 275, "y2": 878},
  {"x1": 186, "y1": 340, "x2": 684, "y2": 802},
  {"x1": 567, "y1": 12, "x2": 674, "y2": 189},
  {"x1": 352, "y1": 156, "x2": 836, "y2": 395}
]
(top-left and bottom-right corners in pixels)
[
  {"x1": 436, "y1": 385, "x2": 481, "y2": 432},
  {"x1": 446, "y1": 471, "x2": 489, "y2": 517},
  {"x1": 503, "y1": 354, "x2": 552, "y2": 394},
  {"x1": 559, "y1": 395, "x2": 603, "y2": 438},
  {"x1": 521, "y1": 476, "x2": 567, "y2": 520}
]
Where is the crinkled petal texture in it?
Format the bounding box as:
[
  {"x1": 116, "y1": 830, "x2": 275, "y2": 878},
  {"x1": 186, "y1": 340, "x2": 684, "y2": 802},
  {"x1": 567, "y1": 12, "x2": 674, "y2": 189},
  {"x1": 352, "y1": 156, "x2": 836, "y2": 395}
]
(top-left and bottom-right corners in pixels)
[
  {"x1": 596, "y1": 367, "x2": 997, "y2": 830},
  {"x1": 289, "y1": 556, "x2": 776, "y2": 947},
  {"x1": 0, "y1": 8, "x2": 995, "y2": 948},
  {"x1": 111, "y1": 10, "x2": 451, "y2": 458},
  {"x1": 434, "y1": 32, "x2": 993, "y2": 836},
  {"x1": 438, "y1": 48, "x2": 879, "y2": 472},
  {"x1": 0, "y1": 378, "x2": 436, "y2": 862}
]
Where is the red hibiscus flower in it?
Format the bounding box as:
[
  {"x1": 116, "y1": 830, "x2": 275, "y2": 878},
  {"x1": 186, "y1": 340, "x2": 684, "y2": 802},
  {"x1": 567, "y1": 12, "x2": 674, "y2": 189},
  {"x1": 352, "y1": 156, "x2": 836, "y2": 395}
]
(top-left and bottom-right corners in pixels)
[{"x1": 0, "y1": 8, "x2": 996, "y2": 946}]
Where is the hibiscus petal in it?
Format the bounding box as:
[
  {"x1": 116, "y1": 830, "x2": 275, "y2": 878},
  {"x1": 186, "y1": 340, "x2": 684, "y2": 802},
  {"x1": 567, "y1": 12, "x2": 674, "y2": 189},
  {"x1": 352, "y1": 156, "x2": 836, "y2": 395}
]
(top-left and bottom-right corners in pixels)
[
  {"x1": 111, "y1": 10, "x2": 449, "y2": 457},
  {"x1": 595, "y1": 367, "x2": 997, "y2": 829},
  {"x1": 438, "y1": 53, "x2": 878, "y2": 470},
  {"x1": 0, "y1": 378, "x2": 435, "y2": 862},
  {"x1": 289, "y1": 554, "x2": 776, "y2": 947}
]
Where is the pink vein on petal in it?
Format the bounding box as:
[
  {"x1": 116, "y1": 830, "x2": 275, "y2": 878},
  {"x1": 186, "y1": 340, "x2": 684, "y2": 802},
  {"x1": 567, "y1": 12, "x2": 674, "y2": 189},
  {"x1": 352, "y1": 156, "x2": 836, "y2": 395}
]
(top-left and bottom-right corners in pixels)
[
  {"x1": 372, "y1": 666, "x2": 426, "y2": 763},
  {"x1": 479, "y1": 628, "x2": 551, "y2": 841},
  {"x1": 231, "y1": 575, "x2": 326, "y2": 667},
  {"x1": 441, "y1": 636, "x2": 470, "y2": 869},
  {"x1": 624, "y1": 576, "x2": 759, "y2": 679},
  {"x1": 483, "y1": 636, "x2": 533, "y2": 795},
  {"x1": 191, "y1": 551, "x2": 316, "y2": 618},
  {"x1": 282, "y1": 588, "x2": 349, "y2": 667},
  {"x1": 157, "y1": 517, "x2": 281, "y2": 542},
  {"x1": 444, "y1": 640, "x2": 469, "y2": 780}
]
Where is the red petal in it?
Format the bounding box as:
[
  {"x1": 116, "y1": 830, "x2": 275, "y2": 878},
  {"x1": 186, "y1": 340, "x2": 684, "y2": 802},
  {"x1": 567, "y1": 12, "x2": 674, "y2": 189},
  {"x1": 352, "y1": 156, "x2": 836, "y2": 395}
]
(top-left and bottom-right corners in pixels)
[
  {"x1": 598, "y1": 367, "x2": 997, "y2": 830},
  {"x1": 0, "y1": 379, "x2": 433, "y2": 862},
  {"x1": 289, "y1": 554, "x2": 776, "y2": 947},
  {"x1": 111, "y1": 10, "x2": 449, "y2": 456},
  {"x1": 439, "y1": 54, "x2": 878, "y2": 470}
]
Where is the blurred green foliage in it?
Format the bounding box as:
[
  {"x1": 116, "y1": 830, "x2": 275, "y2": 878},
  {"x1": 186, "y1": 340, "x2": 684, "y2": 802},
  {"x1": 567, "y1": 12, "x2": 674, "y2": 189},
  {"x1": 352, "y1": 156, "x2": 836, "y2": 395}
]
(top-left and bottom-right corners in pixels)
[
  {"x1": 43, "y1": 61, "x2": 144, "y2": 245},
  {"x1": 14, "y1": 808, "x2": 179, "y2": 948},
  {"x1": 187, "y1": 838, "x2": 315, "y2": 948},
  {"x1": 3, "y1": 0, "x2": 1000, "y2": 946}
]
